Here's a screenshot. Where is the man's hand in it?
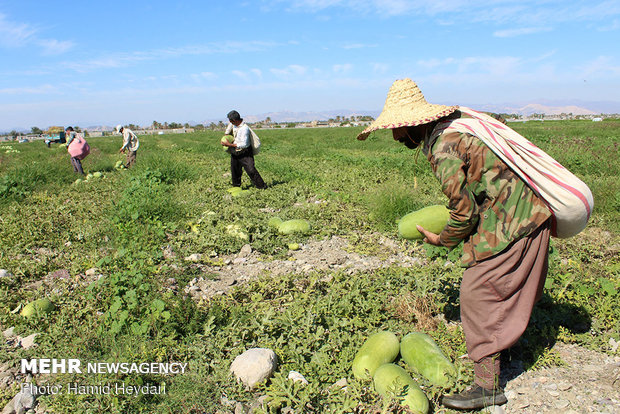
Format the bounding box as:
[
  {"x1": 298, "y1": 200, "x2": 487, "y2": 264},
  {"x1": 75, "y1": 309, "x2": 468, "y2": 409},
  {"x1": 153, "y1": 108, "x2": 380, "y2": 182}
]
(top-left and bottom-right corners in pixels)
[
  {"x1": 416, "y1": 225, "x2": 441, "y2": 246},
  {"x1": 119, "y1": 148, "x2": 125, "y2": 154}
]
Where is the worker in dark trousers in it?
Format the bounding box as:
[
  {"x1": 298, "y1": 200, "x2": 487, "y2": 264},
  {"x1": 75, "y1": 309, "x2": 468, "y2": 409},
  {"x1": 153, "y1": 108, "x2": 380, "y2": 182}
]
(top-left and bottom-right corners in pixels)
[{"x1": 221, "y1": 110, "x2": 266, "y2": 189}]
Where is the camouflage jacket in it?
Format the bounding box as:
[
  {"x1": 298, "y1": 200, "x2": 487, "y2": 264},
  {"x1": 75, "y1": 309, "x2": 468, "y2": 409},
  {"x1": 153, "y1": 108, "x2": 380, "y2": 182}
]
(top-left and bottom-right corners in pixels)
[{"x1": 425, "y1": 119, "x2": 552, "y2": 267}]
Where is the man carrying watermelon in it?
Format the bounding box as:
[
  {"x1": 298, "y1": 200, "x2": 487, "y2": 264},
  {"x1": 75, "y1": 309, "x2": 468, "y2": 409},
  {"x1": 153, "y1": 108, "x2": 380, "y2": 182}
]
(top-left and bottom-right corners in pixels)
[
  {"x1": 222, "y1": 110, "x2": 266, "y2": 189},
  {"x1": 357, "y1": 79, "x2": 556, "y2": 410}
]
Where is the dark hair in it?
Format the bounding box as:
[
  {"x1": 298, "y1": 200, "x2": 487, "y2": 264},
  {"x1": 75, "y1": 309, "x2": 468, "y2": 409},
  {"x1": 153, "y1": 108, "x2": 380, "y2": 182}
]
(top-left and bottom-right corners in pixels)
[
  {"x1": 227, "y1": 110, "x2": 242, "y2": 121},
  {"x1": 65, "y1": 126, "x2": 74, "y2": 132}
]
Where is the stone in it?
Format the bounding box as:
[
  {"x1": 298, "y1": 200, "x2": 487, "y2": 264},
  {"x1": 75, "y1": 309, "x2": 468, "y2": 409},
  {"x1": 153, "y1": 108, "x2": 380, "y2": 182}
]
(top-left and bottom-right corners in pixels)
[
  {"x1": 330, "y1": 378, "x2": 348, "y2": 390},
  {"x1": 2, "y1": 327, "x2": 15, "y2": 339},
  {"x1": 557, "y1": 381, "x2": 572, "y2": 391},
  {"x1": 504, "y1": 390, "x2": 516, "y2": 399},
  {"x1": 230, "y1": 348, "x2": 278, "y2": 389},
  {"x1": 84, "y1": 268, "x2": 98, "y2": 277},
  {"x1": 238, "y1": 244, "x2": 252, "y2": 258},
  {"x1": 184, "y1": 254, "x2": 202, "y2": 262},
  {"x1": 287, "y1": 371, "x2": 308, "y2": 385},
  {"x1": 0, "y1": 270, "x2": 12, "y2": 278},
  {"x1": 2, "y1": 385, "x2": 36, "y2": 414},
  {"x1": 484, "y1": 406, "x2": 505, "y2": 414},
  {"x1": 20, "y1": 334, "x2": 38, "y2": 350},
  {"x1": 49, "y1": 269, "x2": 70, "y2": 279}
]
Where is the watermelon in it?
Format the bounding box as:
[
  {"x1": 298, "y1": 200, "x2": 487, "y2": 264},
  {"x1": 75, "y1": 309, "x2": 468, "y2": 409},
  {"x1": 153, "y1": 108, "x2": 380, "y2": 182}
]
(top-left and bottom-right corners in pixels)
[
  {"x1": 398, "y1": 205, "x2": 450, "y2": 240},
  {"x1": 352, "y1": 331, "x2": 399, "y2": 379},
  {"x1": 400, "y1": 332, "x2": 456, "y2": 388},
  {"x1": 278, "y1": 219, "x2": 310, "y2": 235},
  {"x1": 20, "y1": 298, "x2": 56, "y2": 318},
  {"x1": 373, "y1": 363, "x2": 429, "y2": 413}
]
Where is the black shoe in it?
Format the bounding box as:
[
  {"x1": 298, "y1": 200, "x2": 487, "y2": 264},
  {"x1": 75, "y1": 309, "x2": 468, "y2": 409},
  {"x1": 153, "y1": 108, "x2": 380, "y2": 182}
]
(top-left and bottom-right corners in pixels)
[{"x1": 442, "y1": 384, "x2": 507, "y2": 410}]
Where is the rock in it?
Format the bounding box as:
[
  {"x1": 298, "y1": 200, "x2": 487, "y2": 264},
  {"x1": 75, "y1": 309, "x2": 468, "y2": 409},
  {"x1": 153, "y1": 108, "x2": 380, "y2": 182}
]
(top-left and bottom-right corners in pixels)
[
  {"x1": 238, "y1": 244, "x2": 252, "y2": 258},
  {"x1": 0, "y1": 270, "x2": 12, "y2": 278},
  {"x1": 2, "y1": 385, "x2": 36, "y2": 414},
  {"x1": 184, "y1": 254, "x2": 202, "y2": 262},
  {"x1": 287, "y1": 371, "x2": 308, "y2": 385},
  {"x1": 0, "y1": 371, "x2": 14, "y2": 390},
  {"x1": 504, "y1": 390, "x2": 516, "y2": 399},
  {"x1": 329, "y1": 378, "x2": 348, "y2": 391},
  {"x1": 557, "y1": 381, "x2": 572, "y2": 391},
  {"x1": 2, "y1": 327, "x2": 15, "y2": 339},
  {"x1": 230, "y1": 348, "x2": 278, "y2": 389},
  {"x1": 84, "y1": 268, "x2": 98, "y2": 277},
  {"x1": 247, "y1": 396, "x2": 268, "y2": 412},
  {"x1": 162, "y1": 245, "x2": 175, "y2": 259},
  {"x1": 19, "y1": 334, "x2": 38, "y2": 350},
  {"x1": 484, "y1": 406, "x2": 505, "y2": 414},
  {"x1": 49, "y1": 269, "x2": 70, "y2": 279}
]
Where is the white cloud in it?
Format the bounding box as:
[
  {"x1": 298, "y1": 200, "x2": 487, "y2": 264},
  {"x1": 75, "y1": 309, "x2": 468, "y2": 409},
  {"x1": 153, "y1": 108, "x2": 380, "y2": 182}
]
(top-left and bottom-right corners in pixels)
[
  {"x1": 0, "y1": 84, "x2": 57, "y2": 95},
  {"x1": 0, "y1": 13, "x2": 73, "y2": 54},
  {"x1": 270, "y1": 64, "x2": 308, "y2": 77},
  {"x1": 64, "y1": 41, "x2": 277, "y2": 72},
  {"x1": 232, "y1": 70, "x2": 251, "y2": 81},
  {"x1": 579, "y1": 56, "x2": 620, "y2": 78},
  {"x1": 0, "y1": 13, "x2": 36, "y2": 47},
  {"x1": 416, "y1": 55, "x2": 524, "y2": 77},
  {"x1": 372, "y1": 63, "x2": 389, "y2": 73},
  {"x1": 37, "y1": 39, "x2": 75, "y2": 55},
  {"x1": 272, "y1": 0, "x2": 620, "y2": 26},
  {"x1": 493, "y1": 27, "x2": 551, "y2": 38},
  {"x1": 417, "y1": 58, "x2": 442, "y2": 69},
  {"x1": 190, "y1": 72, "x2": 217, "y2": 82},
  {"x1": 342, "y1": 43, "x2": 376, "y2": 49},
  {"x1": 199, "y1": 71, "x2": 217, "y2": 79},
  {"x1": 597, "y1": 18, "x2": 620, "y2": 31},
  {"x1": 333, "y1": 63, "x2": 352, "y2": 73},
  {"x1": 231, "y1": 69, "x2": 263, "y2": 81}
]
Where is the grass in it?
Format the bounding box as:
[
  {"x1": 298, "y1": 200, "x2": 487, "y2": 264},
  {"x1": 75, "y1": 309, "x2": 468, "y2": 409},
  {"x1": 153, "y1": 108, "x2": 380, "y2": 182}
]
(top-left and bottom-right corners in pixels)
[{"x1": 0, "y1": 120, "x2": 618, "y2": 413}]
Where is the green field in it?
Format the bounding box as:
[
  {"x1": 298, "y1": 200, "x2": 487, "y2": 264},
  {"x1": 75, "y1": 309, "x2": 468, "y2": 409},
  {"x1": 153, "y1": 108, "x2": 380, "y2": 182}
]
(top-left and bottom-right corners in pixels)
[{"x1": 0, "y1": 120, "x2": 618, "y2": 413}]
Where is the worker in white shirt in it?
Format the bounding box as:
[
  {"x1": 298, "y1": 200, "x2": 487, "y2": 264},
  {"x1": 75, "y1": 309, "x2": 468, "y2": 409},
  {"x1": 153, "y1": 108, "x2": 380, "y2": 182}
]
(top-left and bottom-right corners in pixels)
[
  {"x1": 116, "y1": 125, "x2": 140, "y2": 168},
  {"x1": 221, "y1": 110, "x2": 266, "y2": 189}
]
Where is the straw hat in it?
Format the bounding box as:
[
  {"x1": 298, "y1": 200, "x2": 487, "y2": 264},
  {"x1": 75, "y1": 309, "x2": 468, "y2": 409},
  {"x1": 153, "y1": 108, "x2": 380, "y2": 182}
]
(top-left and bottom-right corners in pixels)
[{"x1": 357, "y1": 78, "x2": 458, "y2": 140}]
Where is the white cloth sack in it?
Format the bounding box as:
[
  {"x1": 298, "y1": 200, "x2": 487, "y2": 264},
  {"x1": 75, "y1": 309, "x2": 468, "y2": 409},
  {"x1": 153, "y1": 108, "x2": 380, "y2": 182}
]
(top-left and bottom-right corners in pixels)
[
  {"x1": 249, "y1": 128, "x2": 261, "y2": 155},
  {"x1": 432, "y1": 107, "x2": 594, "y2": 238}
]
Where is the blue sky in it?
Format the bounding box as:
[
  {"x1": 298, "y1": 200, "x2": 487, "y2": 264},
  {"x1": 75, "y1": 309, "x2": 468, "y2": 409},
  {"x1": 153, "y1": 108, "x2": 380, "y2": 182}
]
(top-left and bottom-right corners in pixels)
[{"x1": 1, "y1": 0, "x2": 619, "y2": 130}]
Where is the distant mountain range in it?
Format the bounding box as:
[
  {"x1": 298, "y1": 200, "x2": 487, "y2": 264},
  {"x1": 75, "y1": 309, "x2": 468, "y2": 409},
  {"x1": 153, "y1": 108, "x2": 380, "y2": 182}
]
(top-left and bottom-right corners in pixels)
[{"x1": 468, "y1": 103, "x2": 597, "y2": 116}]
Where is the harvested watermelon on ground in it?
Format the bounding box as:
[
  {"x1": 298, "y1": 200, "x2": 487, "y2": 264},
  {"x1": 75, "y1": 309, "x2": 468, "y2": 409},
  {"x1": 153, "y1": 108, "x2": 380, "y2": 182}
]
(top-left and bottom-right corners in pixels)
[
  {"x1": 352, "y1": 331, "x2": 400, "y2": 379},
  {"x1": 400, "y1": 331, "x2": 457, "y2": 388},
  {"x1": 373, "y1": 363, "x2": 429, "y2": 414}
]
